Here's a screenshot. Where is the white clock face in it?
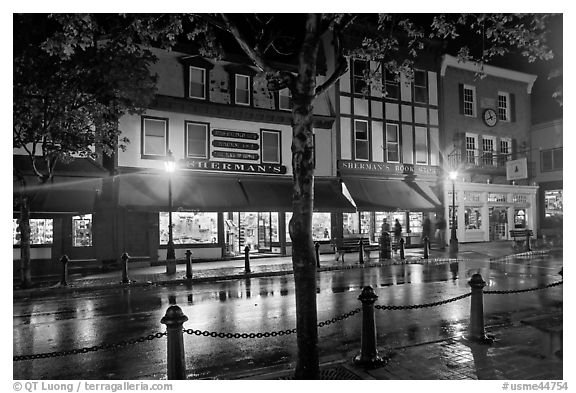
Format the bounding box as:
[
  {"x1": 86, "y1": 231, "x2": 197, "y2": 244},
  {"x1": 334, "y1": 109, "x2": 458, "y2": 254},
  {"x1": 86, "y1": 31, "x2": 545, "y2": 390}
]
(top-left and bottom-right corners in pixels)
[{"x1": 483, "y1": 109, "x2": 497, "y2": 127}]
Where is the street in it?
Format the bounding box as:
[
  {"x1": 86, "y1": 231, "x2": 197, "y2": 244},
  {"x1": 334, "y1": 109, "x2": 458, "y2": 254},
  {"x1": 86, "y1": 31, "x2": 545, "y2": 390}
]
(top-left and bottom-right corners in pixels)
[{"x1": 13, "y1": 253, "x2": 563, "y2": 380}]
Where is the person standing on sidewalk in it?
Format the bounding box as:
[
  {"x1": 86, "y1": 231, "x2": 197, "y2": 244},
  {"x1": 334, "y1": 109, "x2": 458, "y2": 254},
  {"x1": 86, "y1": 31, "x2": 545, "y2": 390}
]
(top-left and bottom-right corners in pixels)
[
  {"x1": 393, "y1": 219, "x2": 402, "y2": 253},
  {"x1": 435, "y1": 215, "x2": 446, "y2": 249}
]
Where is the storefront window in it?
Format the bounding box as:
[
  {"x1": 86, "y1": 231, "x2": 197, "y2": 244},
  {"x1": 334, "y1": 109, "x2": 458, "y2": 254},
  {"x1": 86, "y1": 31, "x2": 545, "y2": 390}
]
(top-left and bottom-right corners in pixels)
[
  {"x1": 544, "y1": 190, "x2": 563, "y2": 218},
  {"x1": 343, "y1": 212, "x2": 360, "y2": 235},
  {"x1": 13, "y1": 218, "x2": 53, "y2": 245},
  {"x1": 513, "y1": 194, "x2": 528, "y2": 204},
  {"x1": 160, "y1": 212, "x2": 218, "y2": 245},
  {"x1": 360, "y1": 212, "x2": 371, "y2": 235},
  {"x1": 409, "y1": 212, "x2": 423, "y2": 234},
  {"x1": 514, "y1": 209, "x2": 526, "y2": 228},
  {"x1": 286, "y1": 212, "x2": 332, "y2": 241},
  {"x1": 464, "y1": 207, "x2": 482, "y2": 230},
  {"x1": 463, "y1": 192, "x2": 481, "y2": 202},
  {"x1": 73, "y1": 214, "x2": 92, "y2": 247}
]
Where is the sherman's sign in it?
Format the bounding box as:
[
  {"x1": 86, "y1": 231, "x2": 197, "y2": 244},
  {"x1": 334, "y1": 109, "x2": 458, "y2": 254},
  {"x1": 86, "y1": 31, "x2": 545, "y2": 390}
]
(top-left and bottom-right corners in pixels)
[
  {"x1": 180, "y1": 159, "x2": 286, "y2": 174},
  {"x1": 338, "y1": 160, "x2": 440, "y2": 178}
]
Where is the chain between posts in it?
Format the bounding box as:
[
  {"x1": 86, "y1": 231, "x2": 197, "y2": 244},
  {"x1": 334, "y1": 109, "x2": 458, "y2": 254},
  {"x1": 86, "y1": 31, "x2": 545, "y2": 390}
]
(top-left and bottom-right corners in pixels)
[
  {"x1": 183, "y1": 308, "x2": 362, "y2": 339},
  {"x1": 375, "y1": 292, "x2": 472, "y2": 311},
  {"x1": 484, "y1": 280, "x2": 563, "y2": 294},
  {"x1": 13, "y1": 332, "x2": 167, "y2": 362}
]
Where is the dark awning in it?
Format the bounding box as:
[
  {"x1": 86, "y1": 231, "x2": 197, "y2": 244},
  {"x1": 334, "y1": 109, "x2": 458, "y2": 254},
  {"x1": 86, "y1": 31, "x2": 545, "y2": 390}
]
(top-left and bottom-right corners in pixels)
[
  {"x1": 342, "y1": 178, "x2": 440, "y2": 211},
  {"x1": 117, "y1": 172, "x2": 251, "y2": 212},
  {"x1": 238, "y1": 177, "x2": 356, "y2": 212},
  {"x1": 117, "y1": 172, "x2": 356, "y2": 212},
  {"x1": 13, "y1": 176, "x2": 102, "y2": 214}
]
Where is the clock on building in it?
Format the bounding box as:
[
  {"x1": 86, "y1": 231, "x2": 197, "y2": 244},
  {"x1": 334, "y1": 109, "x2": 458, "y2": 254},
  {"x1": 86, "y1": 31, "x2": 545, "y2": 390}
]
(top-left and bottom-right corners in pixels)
[{"x1": 483, "y1": 108, "x2": 498, "y2": 127}]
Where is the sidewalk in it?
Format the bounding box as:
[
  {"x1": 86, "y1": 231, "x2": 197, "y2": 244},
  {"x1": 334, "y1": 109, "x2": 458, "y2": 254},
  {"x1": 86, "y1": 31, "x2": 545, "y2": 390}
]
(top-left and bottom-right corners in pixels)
[{"x1": 13, "y1": 241, "x2": 555, "y2": 297}]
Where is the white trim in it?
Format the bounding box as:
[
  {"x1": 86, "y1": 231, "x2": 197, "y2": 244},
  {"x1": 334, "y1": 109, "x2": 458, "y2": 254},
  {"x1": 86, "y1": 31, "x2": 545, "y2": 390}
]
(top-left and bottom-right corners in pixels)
[
  {"x1": 385, "y1": 123, "x2": 400, "y2": 163},
  {"x1": 353, "y1": 119, "x2": 369, "y2": 161},
  {"x1": 497, "y1": 91, "x2": 511, "y2": 122},
  {"x1": 463, "y1": 84, "x2": 477, "y2": 117},
  {"x1": 261, "y1": 129, "x2": 281, "y2": 164},
  {"x1": 185, "y1": 122, "x2": 209, "y2": 159},
  {"x1": 441, "y1": 54, "x2": 537, "y2": 94}
]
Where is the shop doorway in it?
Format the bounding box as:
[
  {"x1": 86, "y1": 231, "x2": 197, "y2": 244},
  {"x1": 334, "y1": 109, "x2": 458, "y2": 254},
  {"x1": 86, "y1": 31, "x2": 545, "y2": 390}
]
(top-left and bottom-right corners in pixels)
[
  {"x1": 228, "y1": 212, "x2": 280, "y2": 254},
  {"x1": 489, "y1": 207, "x2": 508, "y2": 240}
]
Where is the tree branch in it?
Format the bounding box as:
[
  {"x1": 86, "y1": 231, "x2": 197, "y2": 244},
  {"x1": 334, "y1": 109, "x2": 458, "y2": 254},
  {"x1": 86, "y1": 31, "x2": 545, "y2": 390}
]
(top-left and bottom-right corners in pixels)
[{"x1": 314, "y1": 23, "x2": 348, "y2": 98}]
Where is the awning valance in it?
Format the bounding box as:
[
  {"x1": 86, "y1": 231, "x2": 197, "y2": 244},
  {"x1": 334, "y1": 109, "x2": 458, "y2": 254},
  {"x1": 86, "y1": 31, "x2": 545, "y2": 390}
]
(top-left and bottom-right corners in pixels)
[
  {"x1": 117, "y1": 172, "x2": 356, "y2": 212},
  {"x1": 238, "y1": 177, "x2": 356, "y2": 212},
  {"x1": 342, "y1": 178, "x2": 441, "y2": 211}
]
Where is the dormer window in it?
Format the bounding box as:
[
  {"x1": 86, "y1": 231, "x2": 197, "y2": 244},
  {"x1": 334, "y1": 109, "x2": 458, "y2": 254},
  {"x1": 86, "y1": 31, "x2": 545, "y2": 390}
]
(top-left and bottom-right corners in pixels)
[
  {"x1": 235, "y1": 74, "x2": 251, "y2": 105},
  {"x1": 188, "y1": 66, "x2": 206, "y2": 99}
]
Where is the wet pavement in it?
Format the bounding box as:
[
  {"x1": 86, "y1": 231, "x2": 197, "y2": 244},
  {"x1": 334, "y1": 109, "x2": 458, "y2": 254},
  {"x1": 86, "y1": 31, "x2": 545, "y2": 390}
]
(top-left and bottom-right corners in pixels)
[{"x1": 13, "y1": 241, "x2": 564, "y2": 380}]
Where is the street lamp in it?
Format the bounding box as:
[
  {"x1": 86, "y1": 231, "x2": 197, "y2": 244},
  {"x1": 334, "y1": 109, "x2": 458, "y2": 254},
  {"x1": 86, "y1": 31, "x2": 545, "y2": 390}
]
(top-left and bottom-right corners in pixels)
[
  {"x1": 164, "y1": 150, "x2": 176, "y2": 262},
  {"x1": 449, "y1": 170, "x2": 458, "y2": 254}
]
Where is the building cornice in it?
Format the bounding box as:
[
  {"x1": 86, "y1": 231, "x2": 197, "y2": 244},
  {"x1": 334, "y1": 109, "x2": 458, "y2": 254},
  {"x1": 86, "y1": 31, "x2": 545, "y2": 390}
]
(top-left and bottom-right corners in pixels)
[{"x1": 440, "y1": 54, "x2": 538, "y2": 94}]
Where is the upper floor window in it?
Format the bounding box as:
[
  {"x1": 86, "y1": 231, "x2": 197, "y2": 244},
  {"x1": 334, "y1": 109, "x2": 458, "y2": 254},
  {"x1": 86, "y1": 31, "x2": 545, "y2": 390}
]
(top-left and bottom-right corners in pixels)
[
  {"x1": 235, "y1": 74, "x2": 251, "y2": 105},
  {"x1": 353, "y1": 60, "x2": 368, "y2": 95},
  {"x1": 142, "y1": 116, "x2": 168, "y2": 157},
  {"x1": 384, "y1": 69, "x2": 399, "y2": 100},
  {"x1": 188, "y1": 66, "x2": 206, "y2": 99},
  {"x1": 541, "y1": 147, "x2": 562, "y2": 172},
  {"x1": 465, "y1": 133, "x2": 478, "y2": 164},
  {"x1": 413, "y1": 69, "x2": 427, "y2": 104},
  {"x1": 500, "y1": 138, "x2": 512, "y2": 164},
  {"x1": 279, "y1": 88, "x2": 292, "y2": 111},
  {"x1": 415, "y1": 126, "x2": 428, "y2": 165},
  {"x1": 385, "y1": 123, "x2": 399, "y2": 163},
  {"x1": 261, "y1": 129, "x2": 281, "y2": 164},
  {"x1": 498, "y1": 92, "x2": 510, "y2": 121},
  {"x1": 354, "y1": 119, "x2": 369, "y2": 160},
  {"x1": 461, "y1": 84, "x2": 477, "y2": 117},
  {"x1": 186, "y1": 121, "x2": 209, "y2": 159},
  {"x1": 482, "y1": 136, "x2": 496, "y2": 166}
]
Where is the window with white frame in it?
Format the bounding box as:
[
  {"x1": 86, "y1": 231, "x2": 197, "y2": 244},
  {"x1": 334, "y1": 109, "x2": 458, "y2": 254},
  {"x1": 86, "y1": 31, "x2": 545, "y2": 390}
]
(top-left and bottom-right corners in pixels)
[
  {"x1": 498, "y1": 92, "x2": 510, "y2": 121},
  {"x1": 541, "y1": 148, "x2": 562, "y2": 172},
  {"x1": 354, "y1": 120, "x2": 369, "y2": 160},
  {"x1": 235, "y1": 74, "x2": 251, "y2": 105},
  {"x1": 186, "y1": 121, "x2": 208, "y2": 158},
  {"x1": 482, "y1": 136, "x2": 496, "y2": 166},
  {"x1": 279, "y1": 88, "x2": 292, "y2": 111},
  {"x1": 72, "y1": 214, "x2": 92, "y2": 247},
  {"x1": 413, "y1": 69, "x2": 427, "y2": 104},
  {"x1": 261, "y1": 129, "x2": 281, "y2": 164},
  {"x1": 353, "y1": 60, "x2": 368, "y2": 95},
  {"x1": 463, "y1": 85, "x2": 476, "y2": 117},
  {"x1": 465, "y1": 134, "x2": 478, "y2": 164},
  {"x1": 142, "y1": 116, "x2": 168, "y2": 157},
  {"x1": 415, "y1": 127, "x2": 428, "y2": 164},
  {"x1": 500, "y1": 138, "x2": 512, "y2": 165},
  {"x1": 160, "y1": 212, "x2": 218, "y2": 245},
  {"x1": 13, "y1": 218, "x2": 53, "y2": 245},
  {"x1": 386, "y1": 123, "x2": 399, "y2": 162},
  {"x1": 384, "y1": 69, "x2": 399, "y2": 99},
  {"x1": 188, "y1": 66, "x2": 206, "y2": 99}
]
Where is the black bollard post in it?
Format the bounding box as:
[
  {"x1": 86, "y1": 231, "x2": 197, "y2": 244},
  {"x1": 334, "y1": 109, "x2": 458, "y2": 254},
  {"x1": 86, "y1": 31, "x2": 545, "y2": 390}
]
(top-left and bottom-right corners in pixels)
[
  {"x1": 121, "y1": 252, "x2": 131, "y2": 284},
  {"x1": 467, "y1": 273, "x2": 494, "y2": 344},
  {"x1": 161, "y1": 305, "x2": 189, "y2": 380},
  {"x1": 358, "y1": 239, "x2": 364, "y2": 264},
  {"x1": 185, "y1": 250, "x2": 192, "y2": 280},
  {"x1": 399, "y1": 238, "x2": 405, "y2": 260},
  {"x1": 525, "y1": 231, "x2": 531, "y2": 252},
  {"x1": 244, "y1": 245, "x2": 251, "y2": 273},
  {"x1": 423, "y1": 236, "x2": 429, "y2": 259},
  {"x1": 59, "y1": 255, "x2": 69, "y2": 286},
  {"x1": 315, "y1": 242, "x2": 320, "y2": 268},
  {"x1": 353, "y1": 286, "x2": 387, "y2": 368}
]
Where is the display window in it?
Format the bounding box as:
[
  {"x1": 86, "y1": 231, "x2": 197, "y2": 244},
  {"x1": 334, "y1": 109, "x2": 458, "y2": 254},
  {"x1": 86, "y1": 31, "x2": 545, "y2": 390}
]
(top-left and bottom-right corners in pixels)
[
  {"x1": 544, "y1": 190, "x2": 563, "y2": 218},
  {"x1": 286, "y1": 212, "x2": 332, "y2": 242},
  {"x1": 514, "y1": 208, "x2": 526, "y2": 228},
  {"x1": 159, "y1": 212, "x2": 218, "y2": 245},
  {"x1": 465, "y1": 207, "x2": 482, "y2": 230},
  {"x1": 13, "y1": 218, "x2": 53, "y2": 245},
  {"x1": 73, "y1": 214, "x2": 92, "y2": 247},
  {"x1": 409, "y1": 212, "x2": 423, "y2": 234}
]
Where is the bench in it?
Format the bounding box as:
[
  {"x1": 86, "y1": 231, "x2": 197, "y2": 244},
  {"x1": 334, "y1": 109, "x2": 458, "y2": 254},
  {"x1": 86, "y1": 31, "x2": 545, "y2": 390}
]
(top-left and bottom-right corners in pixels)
[
  {"x1": 333, "y1": 237, "x2": 379, "y2": 262},
  {"x1": 509, "y1": 229, "x2": 533, "y2": 251}
]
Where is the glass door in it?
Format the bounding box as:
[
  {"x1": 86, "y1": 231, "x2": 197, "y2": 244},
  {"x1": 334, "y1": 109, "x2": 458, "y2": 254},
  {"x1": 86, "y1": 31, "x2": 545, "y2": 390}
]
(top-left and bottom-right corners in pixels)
[{"x1": 258, "y1": 212, "x2": 272, "y2": 251}]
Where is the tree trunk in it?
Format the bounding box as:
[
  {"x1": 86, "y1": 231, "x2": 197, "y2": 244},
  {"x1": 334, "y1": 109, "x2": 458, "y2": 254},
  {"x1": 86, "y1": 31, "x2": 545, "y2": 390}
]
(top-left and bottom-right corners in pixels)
[
  {"x1": 18, "y1": 192, "x2": 33, "y2": 288},
  {"x1": 289, "y1": 14, "x2": 321, "y2": 380}
]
